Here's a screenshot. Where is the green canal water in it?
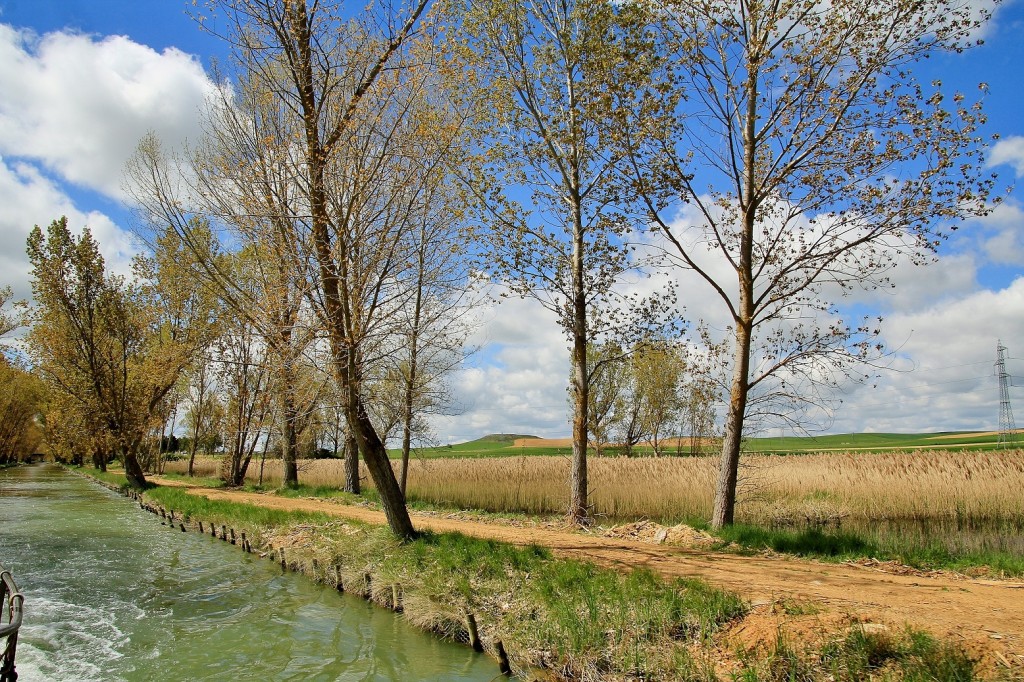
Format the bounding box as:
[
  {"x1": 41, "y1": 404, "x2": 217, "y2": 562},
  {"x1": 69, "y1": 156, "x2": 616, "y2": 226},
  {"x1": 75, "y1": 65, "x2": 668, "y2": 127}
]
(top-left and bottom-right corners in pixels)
[{"x1": 0, "y1": 464, "x2": 500, "y2": 681}]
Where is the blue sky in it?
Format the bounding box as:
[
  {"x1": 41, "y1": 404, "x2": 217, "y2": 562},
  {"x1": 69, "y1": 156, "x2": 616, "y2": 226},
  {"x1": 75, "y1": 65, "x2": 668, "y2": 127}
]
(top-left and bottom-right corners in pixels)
[{"x1": 1, "y1": 0, "x2": 1023, "y2": 444}]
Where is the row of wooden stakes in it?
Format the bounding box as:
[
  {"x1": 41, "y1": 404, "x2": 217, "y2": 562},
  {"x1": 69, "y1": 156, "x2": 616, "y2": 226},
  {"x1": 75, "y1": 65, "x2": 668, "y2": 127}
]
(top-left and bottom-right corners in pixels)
[{"x1": 121, "y1": 487, "x2": 514, "y2": 677}]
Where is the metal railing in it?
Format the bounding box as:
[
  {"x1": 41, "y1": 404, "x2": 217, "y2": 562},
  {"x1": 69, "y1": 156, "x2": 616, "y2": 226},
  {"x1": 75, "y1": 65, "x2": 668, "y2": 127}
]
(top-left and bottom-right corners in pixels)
[{"x1": 0, "y1": 564, "x2": 23, "y2": 682}]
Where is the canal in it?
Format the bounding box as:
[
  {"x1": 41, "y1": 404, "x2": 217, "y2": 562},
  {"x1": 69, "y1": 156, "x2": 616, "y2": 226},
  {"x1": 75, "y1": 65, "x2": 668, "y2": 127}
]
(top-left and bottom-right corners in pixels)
[{"x1": 0, "y1": 464, "x2": 500, "y2": 681}]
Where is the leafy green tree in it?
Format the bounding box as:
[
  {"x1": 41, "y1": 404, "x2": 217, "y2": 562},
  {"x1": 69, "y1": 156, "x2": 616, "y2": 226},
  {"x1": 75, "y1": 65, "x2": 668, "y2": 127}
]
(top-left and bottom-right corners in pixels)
[
  {"x1": 633, "y1": 342, "x2": 684, "y2": 456},
  {"x1": 0, "y1": 285, "x2": 23, "y2": 339},
  {"x1": 451, "y1": 0, "x2": 666, "y2": 523},
  {"x1": 623, "y1": 0, "x2": 998, "y2": 527},
  {"x1": 27, "y1": 218, "x2": 218, "y2": 488},
  {"x1": 0, "y1": 357, "x2": 44, "y2": 463},
  {"x1": 585, "y1": 343, "x2": 628, "y2": 458}
]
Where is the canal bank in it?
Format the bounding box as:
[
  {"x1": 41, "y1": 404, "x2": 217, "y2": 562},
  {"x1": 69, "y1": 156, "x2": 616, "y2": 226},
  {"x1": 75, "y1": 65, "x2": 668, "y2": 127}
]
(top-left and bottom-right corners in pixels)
[{"x1": 70, "y1": 468, "x2": 1014, "y2": 681}]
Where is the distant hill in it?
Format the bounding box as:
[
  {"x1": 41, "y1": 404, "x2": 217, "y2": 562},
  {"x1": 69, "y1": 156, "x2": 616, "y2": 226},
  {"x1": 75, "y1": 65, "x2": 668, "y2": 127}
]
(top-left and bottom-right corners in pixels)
[{"x1": 477, "y1": 433, "x2": 539, "y2": 443}]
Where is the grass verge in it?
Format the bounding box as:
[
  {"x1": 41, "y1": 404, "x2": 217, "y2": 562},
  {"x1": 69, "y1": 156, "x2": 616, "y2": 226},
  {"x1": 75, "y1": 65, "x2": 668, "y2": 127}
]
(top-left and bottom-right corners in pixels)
[
  {"x1": 735, "y1": 626, "x2": 981, "y2": 681},
  {"x1": 705, "y1": 523, "x2": 1024, "y2": 577}
]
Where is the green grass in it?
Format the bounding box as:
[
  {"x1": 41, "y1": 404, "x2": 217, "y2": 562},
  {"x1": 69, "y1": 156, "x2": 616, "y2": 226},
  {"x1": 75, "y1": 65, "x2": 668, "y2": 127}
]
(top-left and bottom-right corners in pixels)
[
  {"x1": 823, "y1": 628, "x2": 977, "y2": 682},
  {"x1": 392, "y1": 436, "x2": 569, "y2": 459},
  {"x1": 146, "y1": 485, "x2": 333, "y2": 528},
  {"x1": 744, "y1": 431, "x2": 1011, "y2": 454},
  {"x1": 736, "y1": 626, "x2": 981, "y2": 681},
  {"x1": 700, "y1": 522, "x2": 1024, "y2": 577},
  {"x1": 712, "y1": 524, "x2": 877, "y2": 558},
  {"x1": 266, "y1": 484, "x2": 363, "y2": 503},
  {"x1": 72, "y1": 467, "x2": 130, "y2": 490}
]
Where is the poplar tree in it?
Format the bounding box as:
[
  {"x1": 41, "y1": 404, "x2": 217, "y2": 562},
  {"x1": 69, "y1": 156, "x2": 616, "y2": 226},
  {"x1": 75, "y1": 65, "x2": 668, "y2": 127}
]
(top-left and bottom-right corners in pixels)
[
  {"x1": 623, "y1": 0, "x2": 998, "y2": 527},
  {"x1": 450, "y1": 0, "x2": 666, "y2": 524}
]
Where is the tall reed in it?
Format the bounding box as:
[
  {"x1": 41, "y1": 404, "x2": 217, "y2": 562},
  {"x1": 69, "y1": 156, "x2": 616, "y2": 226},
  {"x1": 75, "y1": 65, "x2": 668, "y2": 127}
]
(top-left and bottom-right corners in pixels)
[{"x1": 167, "y1": 449, "x2": 1024, "y2": 526}]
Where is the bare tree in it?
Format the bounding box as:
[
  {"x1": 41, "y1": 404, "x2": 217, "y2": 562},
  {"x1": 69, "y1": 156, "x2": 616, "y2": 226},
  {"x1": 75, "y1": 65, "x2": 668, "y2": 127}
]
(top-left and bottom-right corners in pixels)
[
  {"x1": 189, "y1": 0, "x2": 433, "y2": 539},
  {"x1": 183, "y1": 358, "x2": 217, "y2": 477},
  {"x1": 215, "y1": 311, "x2": 274, "y2": 487},
  {"x1": 623, "y1": 0, "x2": 998, "y2": 527}
]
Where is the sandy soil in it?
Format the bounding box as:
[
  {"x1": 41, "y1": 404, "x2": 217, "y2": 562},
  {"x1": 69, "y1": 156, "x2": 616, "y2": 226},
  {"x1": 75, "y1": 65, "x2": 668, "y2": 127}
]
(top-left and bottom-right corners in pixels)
[{"x1": 155, "y1": 479, "x2": 1024, "y2": 674}]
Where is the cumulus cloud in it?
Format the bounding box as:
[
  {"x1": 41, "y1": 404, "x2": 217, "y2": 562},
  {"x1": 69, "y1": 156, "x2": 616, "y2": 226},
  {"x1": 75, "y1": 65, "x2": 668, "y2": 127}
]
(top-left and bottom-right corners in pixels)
[
  {"x1": 431, "y1": 294, "x2": 571, "y2": 443},
  {"x1": 989, "y1": 135, "x2": 1024, "y2": 178},
  {"x1": 0, "y1": 157, "x2": 136, "y2": 301},
  {"x1": 828, "y1": 277, "x2": 1024, "y2": 433},
  {"x1": 0, "y1": 24, "x2": 216, "y2": 200}
]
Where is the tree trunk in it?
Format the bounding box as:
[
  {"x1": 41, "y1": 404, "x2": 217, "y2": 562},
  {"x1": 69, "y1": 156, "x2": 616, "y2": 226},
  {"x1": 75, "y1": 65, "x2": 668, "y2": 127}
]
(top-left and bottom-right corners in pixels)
[
  {"x1": 349, "y1": 388, "x2": 415, "y2": 539},
  {"x1": 568, "y1": 222, "x2": 589, "y2": 525},
  {"x1": 280, "y1": 400, "x2": 299, "y2": 488},
  {"x1": 287, "y1": 0, "x2": 418, "y2": 540},
  {"x1": 711, "y1": 329, "x2": 750, "y2": 528},
  {"x1": 124, "y1": 450, "x2": 147, "y2": 489},
  {"x1": 93, "y1": 447, "x2": 107, "y2": 472},
  {"x1": 399, "y1": 338, "x2": 420, "y2": 498},
  {"x1": 400, "y1": 418, "x2": 412, "y2": 498},
  {"x1": 278, "y1": 337, "x2": 300, "y2": 488},
  {"x1": 711, "y1": 58, "x2": 759, "y2": 531},
  {"x1": 344, "y1": 431, "x2": 360, "y2": 494}
]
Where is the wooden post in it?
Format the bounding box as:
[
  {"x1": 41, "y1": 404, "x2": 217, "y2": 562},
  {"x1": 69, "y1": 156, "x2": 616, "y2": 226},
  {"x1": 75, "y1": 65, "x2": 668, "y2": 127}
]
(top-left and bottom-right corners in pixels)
[
  {"x1": 241, "y1": 532, "x2": 249, "y2": 553},
  {"x1": 332, "y1": 566, "x2": 343, "y2": 592},
  {"x1": 496, "y1": 640, "x2": 511, "y2": 676},
  {"x1": 391, "y1": 584, "x2": 402, "y2": 613},
  {"x1": 279, "y1": 547, "x2": 287, "y2": 569},
  {"x1": 220, "y1": 525, "x2": 227, "y2": 541},
  {"x1": 179, "y1": 523, "x2": 186, "y2": 532},
  {"x1": 198, "y1": 521, "x2": 204, "y2": 534},
  {"x1": 465, "y1": 612, "x2": 483, "y2": 652},
  {"x1": 229, "y1": 528, "x2": 236, "y2": 545}
]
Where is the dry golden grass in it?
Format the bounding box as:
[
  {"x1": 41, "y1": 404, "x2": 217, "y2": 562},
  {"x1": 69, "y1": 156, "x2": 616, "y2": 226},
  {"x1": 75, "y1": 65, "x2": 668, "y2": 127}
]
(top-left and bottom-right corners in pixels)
[{"x1": 167, "y1": 449, "x2": 1024, "y2": 525}]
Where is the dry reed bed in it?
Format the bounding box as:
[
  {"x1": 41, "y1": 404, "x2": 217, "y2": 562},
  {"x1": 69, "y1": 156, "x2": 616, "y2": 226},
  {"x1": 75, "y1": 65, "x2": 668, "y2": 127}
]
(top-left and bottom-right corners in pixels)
[{"x1": 167, "y1": 449, "x2": 1024, "y2": 524}]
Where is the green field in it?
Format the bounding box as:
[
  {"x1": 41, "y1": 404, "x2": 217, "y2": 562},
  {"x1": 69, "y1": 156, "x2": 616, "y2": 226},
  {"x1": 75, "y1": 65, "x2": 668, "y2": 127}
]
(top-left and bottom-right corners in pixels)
[
  {"x1": 390, "y1": 433, "x2": 575, "y2": 458},
  {"x1": 392, "y1": 430, "x2": 1016, "y2": 459}
]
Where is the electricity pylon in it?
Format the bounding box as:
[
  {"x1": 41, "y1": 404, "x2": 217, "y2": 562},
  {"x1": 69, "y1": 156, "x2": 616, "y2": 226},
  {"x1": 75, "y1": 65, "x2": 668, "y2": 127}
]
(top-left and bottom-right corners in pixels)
[{"x1": 996, "y1": 339, "x2": 1017, "y2": 449}]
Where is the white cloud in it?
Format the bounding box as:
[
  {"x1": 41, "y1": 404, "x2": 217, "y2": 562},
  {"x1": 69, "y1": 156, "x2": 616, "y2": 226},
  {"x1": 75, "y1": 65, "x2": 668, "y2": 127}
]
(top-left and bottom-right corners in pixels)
[
  {"x1": 433, "y1": 294, "x2": 572, "y2": 443},
  {"x1": 846, "y1": 252, "x2": 980, "y2": 312},
  {"x1": 828, "y1": 277, "x2": 1024, "y2": 433},
  {"x1": 0, "y1": 24, "x2": 216, "y2": 200},
  {"x1": 969, "y1": 200, "x2": 1024, "y2": 266},
  {"x1": 0, "y1": 157, "x2": 135, "y2": 301},
  {"x1": 989, "y1": 135, "x2": 1024, "y2": 177}
]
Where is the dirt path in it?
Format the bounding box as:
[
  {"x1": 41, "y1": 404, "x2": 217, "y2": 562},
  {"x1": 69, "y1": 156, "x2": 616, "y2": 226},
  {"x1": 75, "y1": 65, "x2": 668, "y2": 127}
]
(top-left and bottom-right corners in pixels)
[{"x1": 154, "y1": 480, "x2": 1024, "y2": 669}]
